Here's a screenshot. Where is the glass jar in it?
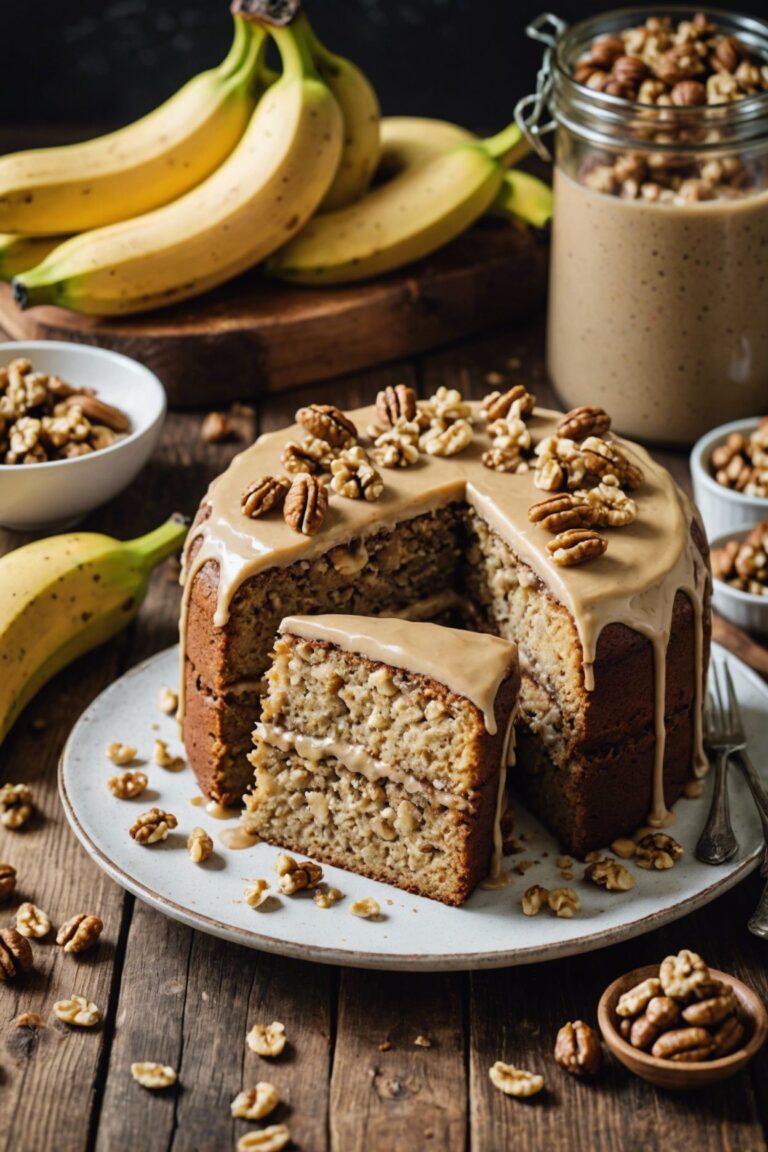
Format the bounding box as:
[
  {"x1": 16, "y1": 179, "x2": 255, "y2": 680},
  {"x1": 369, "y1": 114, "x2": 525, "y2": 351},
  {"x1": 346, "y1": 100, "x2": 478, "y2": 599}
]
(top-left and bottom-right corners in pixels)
[{"x1": 524, "y1": 8, "x2": 768, "y2": 445}]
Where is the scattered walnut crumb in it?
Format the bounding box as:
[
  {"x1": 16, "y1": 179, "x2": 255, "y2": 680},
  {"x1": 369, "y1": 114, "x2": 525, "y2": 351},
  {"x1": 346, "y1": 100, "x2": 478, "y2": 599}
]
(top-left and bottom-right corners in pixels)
[
  {"x1": 105, "y1": 742, "x2": 137, "y2": 766},
  {"x1": 414, "y1": 1034, "x2": 432, "y2": 1048},
  {"x1": 131, "y1": 1061, "x2": 178, "y2": 1089},
  {"x1": 489, "y1": 1061, "x2": 545, "y2": 1098},
  {"x1": 16, "y1": 902, "x2": 52, "y2": 939},
  {"x1": 201, "y1": 411, "x2": 236, "y2": 443},
  {"x1": 153, "y1": 739, "x2": 185, "y2": 770},
  {"x1": 378, "y1": 1040, "x2": 392, "y2": 1052},
  {"x1": 236, "y1": 1125, "x2": 291, "y2": 1152},
  {"x1": 108, "y1": 770, "x2": 148, "y2": 800},
  {"x1": 56, "y1": 913, "x2": 103, "y2": 954},
  {"x1": 130, "y1": 807, "x2": 178, "y2": 845},
  {"x1": 514, "y1": 859, "x2": 535, "y2": 876},
  {"x1": 159, "y1": 686, "x2": 179, "y2": 715},
  {"x1": 0, "y1": 783, "x2": 34, "y2": 829},
  {"x1": 548, "y1": 888, "x2": 580, "y2": 918},
  {"x1": 53, "y1": 995, "x2": 102, "y2": 1027},
  {"x1": 230, "y1": 1082, "x2": 279, "y2": 1120},
  {"x1": 246, "y1": 1021, "x2": 286, "y2": 1058},
  {"x1": 350, "y1": 897, "x2": 381, "y2": 920},
  {"x1": 313, "y1": 885, "x2": 343, "y2": 909},
  {"x1": 522, "y1": 885, "x2": 550, "y2": 917},
  {"x1": 187, "y1": 827, "x2": 213, "y2": 864},
  {"x1": 555, "y1": 855, "x2": 573, "y2": 870},
  {"x1": 245, "y1": 880, "x2": 272, "y2": 909},
  {"x1": 14, "y1": 1012, "x2": 45, "y2": 1030}
]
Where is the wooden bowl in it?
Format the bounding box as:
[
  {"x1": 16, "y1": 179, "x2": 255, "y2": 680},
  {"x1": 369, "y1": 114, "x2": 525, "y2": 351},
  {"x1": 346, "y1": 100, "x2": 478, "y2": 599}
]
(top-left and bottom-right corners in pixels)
[{"x1": 598, "y1": 964, "x2": 768, "y2": 1090}]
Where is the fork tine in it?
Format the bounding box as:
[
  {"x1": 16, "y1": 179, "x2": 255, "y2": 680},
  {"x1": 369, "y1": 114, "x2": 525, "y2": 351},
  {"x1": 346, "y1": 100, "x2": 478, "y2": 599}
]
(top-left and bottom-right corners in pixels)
[
  {"x1": 713, "y1": 661, "x2": 727, "y2": 737},
  {"x1": 723, "y1": 661, "x2": 745, "y2": 739},
  {"x1": 704, "y1": 690, "x2": 716, "y2": 740}
]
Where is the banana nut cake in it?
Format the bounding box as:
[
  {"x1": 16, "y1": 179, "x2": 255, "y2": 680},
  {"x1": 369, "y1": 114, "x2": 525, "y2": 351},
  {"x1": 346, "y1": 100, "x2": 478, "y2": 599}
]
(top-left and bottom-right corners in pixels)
[
  {"x1": 180, "y1": 383, "x2": 711, "y2": 859},
  {"x1": 243, "y1": 614, "x2": 519, "y2": 904}
]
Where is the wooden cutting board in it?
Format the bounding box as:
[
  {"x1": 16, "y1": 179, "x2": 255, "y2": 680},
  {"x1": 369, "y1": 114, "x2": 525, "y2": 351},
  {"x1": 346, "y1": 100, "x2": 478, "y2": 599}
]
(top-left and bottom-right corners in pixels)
[{"x1": 0, "y1": 221, "x2": 547, "y2": 408}]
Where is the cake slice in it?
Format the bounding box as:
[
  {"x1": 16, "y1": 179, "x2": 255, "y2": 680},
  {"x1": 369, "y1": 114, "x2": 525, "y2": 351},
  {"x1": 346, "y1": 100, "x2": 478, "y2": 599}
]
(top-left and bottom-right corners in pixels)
[{"x1": 243, "y1": 614, "x2": 520, "y2": 905}]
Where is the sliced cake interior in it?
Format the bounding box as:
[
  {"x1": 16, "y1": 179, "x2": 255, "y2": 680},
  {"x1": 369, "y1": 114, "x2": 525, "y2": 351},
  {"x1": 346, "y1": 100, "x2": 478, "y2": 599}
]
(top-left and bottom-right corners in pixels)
[{"x1": 243, "y1": 614, "x2": 520, "y2": 905}]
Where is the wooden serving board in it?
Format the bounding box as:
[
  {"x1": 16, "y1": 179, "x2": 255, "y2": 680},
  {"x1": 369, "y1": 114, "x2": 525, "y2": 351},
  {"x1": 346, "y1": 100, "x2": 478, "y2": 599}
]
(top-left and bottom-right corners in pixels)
[{"x1": 0, "y1": 221, "x2": 547, "y2": 407}]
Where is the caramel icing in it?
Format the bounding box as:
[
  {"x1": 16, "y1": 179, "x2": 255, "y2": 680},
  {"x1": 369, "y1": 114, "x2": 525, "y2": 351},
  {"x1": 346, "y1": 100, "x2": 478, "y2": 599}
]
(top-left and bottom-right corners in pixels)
[
  {"x1": 181, "y1": 403, "x2": 709, "y2": 829},
  {"x1": 280, "y1": 614, "x2": 517, "y2": 736}
]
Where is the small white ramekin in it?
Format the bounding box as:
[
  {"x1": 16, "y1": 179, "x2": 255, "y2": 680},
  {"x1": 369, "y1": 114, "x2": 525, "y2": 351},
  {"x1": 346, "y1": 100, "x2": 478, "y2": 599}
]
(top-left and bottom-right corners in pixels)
[
  {"x1": 690, "y1": 417, "x2": 768, "y2": 542},
  {"x1": 710, "y1": 527, "x2": 768, "y2": 636},
  {"x1": 0, "y1": 340, "x2": 166, "y2": 531}
]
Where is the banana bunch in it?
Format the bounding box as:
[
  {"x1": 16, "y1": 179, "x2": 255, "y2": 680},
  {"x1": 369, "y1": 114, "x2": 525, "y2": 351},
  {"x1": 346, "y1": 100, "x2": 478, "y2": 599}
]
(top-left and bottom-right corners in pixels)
[
  {"x1": 6, "y1": 1, "x2": 550, "y2": 313},
  {"x1": 0, "y1": 516, "x2": 188, "y2": 749}
]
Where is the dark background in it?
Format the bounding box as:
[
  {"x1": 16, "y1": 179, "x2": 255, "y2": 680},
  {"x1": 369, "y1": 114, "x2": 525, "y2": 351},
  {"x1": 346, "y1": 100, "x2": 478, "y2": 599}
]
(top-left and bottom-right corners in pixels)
[{"x1": 4, "y1": 0, "x2": 768, "y2": 135}]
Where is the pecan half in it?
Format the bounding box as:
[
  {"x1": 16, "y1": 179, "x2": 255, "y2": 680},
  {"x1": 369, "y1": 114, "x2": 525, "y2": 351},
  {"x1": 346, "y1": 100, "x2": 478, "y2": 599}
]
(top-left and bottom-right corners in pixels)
[
  {"x1": 241, "y1": 475, "x2": 291, "y2": 519},
  {"x1": 528, "y1": 493, "x2": 597, "y2": 533},
  {"x1": 651, "y1": 1026, "x2": 714, "y2": 1061},
  {"x1": 295, "y1": 403, "x2": 357, "y2": 448},
  {"x1": 581, "y1": 437, "x2": 645, "y2": 489},
  {"x1": 547, "y1": 528, "x2": 608, "y2": 566},
  {"x1": 554, "y1": 1020, "x2": 602, "y2": 1076},
  {"x1": 0, "y1": 927, "x2": 33, "y2": 979},
  {"x1": 482, "y1": 384, "x2": 536, "y2": 422},
  {"x1": 56, "y1": 913, "x2": 103, "y2": 953},
  {"x1": 376, "y1": 384, "x2": 417, "y2": 428},
  {"x1": 283, "y1": 474, "x2": 328, "y2": 535},
  {"x1": 0, "y1": 862, "x2": 17, "y2": 901},
  {"x1": 557, "y1": 405, "x2": 611, "y2": 441}
]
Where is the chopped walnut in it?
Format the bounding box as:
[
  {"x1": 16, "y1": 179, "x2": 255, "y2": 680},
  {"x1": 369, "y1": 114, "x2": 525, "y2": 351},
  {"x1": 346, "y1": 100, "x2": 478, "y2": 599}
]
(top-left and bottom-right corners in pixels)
[
  {"x1": 131, "y1": 1062, "x2": 178, "y2": 1089},
  {"x1": 16, "y1": 902, "x2": 52, "y2": 939},
  {"x1": 245, "y1": 879, "x2": 272, "y2": 909},
  {"x1": 521, "y1": 884, "x2": 550, "y2": 916},
  {"x1": 231, "y1": 1082, "x2": 280, "y2": 1120},
  {"x1": 56, "y1": 913, "x2": 104, "y2": 953},
  {"x1": 350, "y1": 896, "x2": 381, "y2": 920},
  {"x1": 129, "y1": 807, "x2": 178, "y2": 845},
  {"x1": 53, "y1": 995, "x2": 102, "y2": 1027},
  {"x1": 108, "y1": 770, "x2": 149, "y2": 800},
  {"x1": 187, "y1": 827, "x2": 213, "y2": 864},
  {"x1": 247, "y1": 1021, "x2": 287, "y2": 1058},
  {"x1": 158, "y1": 686, "x2": 179, "y2": 715},
  {"x1": 153, "y1": 739, "x2": 185, "y2": 771},
  {"x1": 313, "y1": 885, "x2": 343, "y2": 909},
  {"x1": 660, "y1": 950, "x2": 710, "y2": 1000},
  {"x1": 635, "y1": 832, "x2": 684, "y2": 870},
  {"x1": 105, "y1": 742, "x2": 137, "y2": 766},
  {"x1": 371, "y1": 420, "x2": 420, "y2": 468},
  {"x1": 330, "y1": 446, "x2": 384, "y2": 501},
  {"x1": 0, "y1": 782, "x2": 34, "y2": 829},
  {"x1": 236, "y1": 1126, "x2": 291, "y2": 1152},
  {"x1": 0, "y1": 862, "x2": 17, "y2": 902},
  {"x1": 421, "y1": 418, "x2": 474, "y2": 457},
  {"x1": 489, "y1": 1061, "x2": 545, "y2": 1098},
  {"x1": 548, "y1": 888, "x2": 580, "y2": 918},
  {"x1": 584, "y1": 857, "x2": 636, "y2": 892}
]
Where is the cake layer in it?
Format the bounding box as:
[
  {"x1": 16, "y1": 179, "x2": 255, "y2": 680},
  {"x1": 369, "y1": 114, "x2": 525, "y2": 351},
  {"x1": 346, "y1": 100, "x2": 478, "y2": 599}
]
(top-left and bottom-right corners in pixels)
[{"x1": 244, "y1": 744, "x2": 500, "y2": 905}]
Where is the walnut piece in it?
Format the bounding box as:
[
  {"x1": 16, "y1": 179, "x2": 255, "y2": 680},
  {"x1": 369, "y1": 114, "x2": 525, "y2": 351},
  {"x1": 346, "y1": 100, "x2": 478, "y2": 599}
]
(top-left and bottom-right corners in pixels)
[
  {"x1": 247, "y1": 1021, "x2": 287, "y2": 1058},
  {"x1": 482, "y1": 384, "x2": 536, "y2": 422},
  {"x1": 241, "y1": 475, "x2": 291, "y2": 518},
  {"x1": 231, "y1": 1082, "x2": 279, "y2": 1120},
  {"x1": 245, "y1": 879, "x2": 272, "y2": 909},
  {"x1": 0, "y1": 927, "x2": 34, "y2": 980},
  {"x1": 274, "y1": 853, "x2": 323, "y2": 895},
  {"x1": 281, "y1": 435, "x2": 335, "y2": 475},
  {"x1": 158, "y1": 686, "x2": 179, "y2": 715},
  {"x1": 153, "y1": 739, "x2": 185, "y2": 770},
  {"x1": 108, "y1": 770, "x2": 149, "y2": 800},
  {"x1": 548, "y1": 888, "x2": 580, "y2": 918},
  {"x1": 187, "y1": 827, "x2": 213, "y2": 864},
  {"x1": 489, "y1": 1061, "x2": 545, "y2": 1098},
  {"x1": 0, "y1": 782, "x2": 34, "y2": 829},
  {"x1": 350, "y1": 896, "x2": 381, "y2": 920},
  {"x1": 371, "y1": 420, "x2": 420, "y2": 468},
  {"x1": 482, "y1": 446, "x2": 530, "y2": 474},
  {"x1": 635, "y1": 832, "x2": 684, "y2": 871},
  {"x1": 16, "y1": 902, "x2": 51, "y2": 939},
  {"x1": 660, "y1": 950, "x2": 710, "y2": 1000},
  {"x1": 131, "y1": 1062, "x2": 178, "y2": 1089},
  {"x1": 283, "y1": 473, "x2": 328, "y2": 535},
  {"x1": 376, "y1": 383, "x2": 417, "y2": 428},
  {"x1": 576, "y1": 479, "x2": 638, "y2": 528},
  {"x1": 53, "y1": 995, "x2": 102, "y2": 1027},
  {"x1": 547, "y1": 528, "x2": 608, "y2": 567},
  {"x1": 521, "y1": 884, "x2": 550, "y2": 916},
  {"x1": 553, "y1": 1020, "x2": 602, "y2": 1076},
  {"x1": 296, "y1": 403, "x2": 357, "y2": 448},
  {"x1": 584, "y1": 857, "x2": 635, "y2": 892},
  {"x1": 581, "y1": 436, "x2": 645, "y2": 489},
  {"x1": 528, "y1": 493, "x2": 597, "y2": 533},
  {"x1": 130, "y1": 808, "x2": 178, "y2": 845},
  {"x1": 201, "y1": 411, "x2": 236, "y2": 443},
  {"x1": 330, "y1": 446, "x2": 384, "y2": 501},
  {"x1": 313, "y1": 885, "x2": 344, "y2": 909},
  {"x1": 557, "y1": 405, "x2": 611, "y2": 441},
  {"x1": 610, "y1": 837, "x2": 637, "y2": 859},
  {"x1": 56, "y1": 913, "x2": 104, "y2": 953},
  {"x1": 14, "y1": 1012, "x2": 45, "y2": 1030},
  {"x1": 105, "y1": 742, "x2": 137, "y2": 766},
  {"x1": 422, "y1": 418, "x2": 473, "y2": 458},
  {"x1": 0, "y1": 862, "x2": 17, "y2": 901},
  {"x1": 236, "y1": 1125, "x2": 292, "y2": 1152},
  {"x1": 421, "y1": 386, "x2": 473, "y2": 425}
]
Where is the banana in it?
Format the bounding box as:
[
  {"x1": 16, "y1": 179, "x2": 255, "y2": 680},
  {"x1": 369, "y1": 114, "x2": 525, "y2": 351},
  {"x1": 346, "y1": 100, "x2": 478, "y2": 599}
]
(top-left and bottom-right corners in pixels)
[
  {"x1": 0, "y1": 234, "x2": 67, "y2": 280},
  {"x1": 491, "y1": 170, "x2": 553, "y2": 229},
  {"x1": 13, "y1": 19, "x2": 343, "y2": 317},
  {"x1": 0, "y1": 515, "x2": 187, "y2": 748},
  {"x1": 0, "y1": 16, "x2": 267, "y2": 235},
  {"x1": 302, "y1": 16, "x2": 380, "y2": 210},
  {"x1": 378, "y1": 116, "x2": 476, "y2": 181},
  {"x1": 266, "y1": 120, "x2": 523, "y2": 286}
]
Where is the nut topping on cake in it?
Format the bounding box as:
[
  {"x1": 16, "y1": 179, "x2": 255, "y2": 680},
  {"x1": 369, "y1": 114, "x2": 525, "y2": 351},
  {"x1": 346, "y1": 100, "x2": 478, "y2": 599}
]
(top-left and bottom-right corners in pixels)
[
  {"x1": 241, "y1": 475, "x2": 291, "y2": 519},
  {"x1": 371, "y1": 421, "x2": 420, "y2": 468},
  {"x1": 528, "y1": 493, "x2": 598, "y2": 533},
  {"x1": 482, "y1": 446, "x2": 530, "y2": 474},
  {"x1": 482, "y1": 384, "x2": 536, "y2": 422},
  {"x1": 283, "y1": 474, "x2": 328, "y2": 535},
  {"x1": 558, "y1": 405, "x2": 611, "y2": 441},
  {"x1": 295, "y1": 403, "x2": 357, "y2": 448},
  {"x1": 581, "y1": 437, "x2": 645, "y2": 489},
  {"x1": 376, "y1": 383, "x2": 417, "y2": 428},
  {"x1": 421, "y1": 418, "x2": 474, "y2": 457},
  {"x1": 281, "y1": 435, "x2": 335, "y2": 475},
  {"x1": 330, "y1": 447, "x2": 384, "y2": 500},
  {"x1": 547, "y1": 528, "x2": 608, "y2": 566},
  {"x1": 576, "y1": 480, "x2": 638, "y2": 528}
]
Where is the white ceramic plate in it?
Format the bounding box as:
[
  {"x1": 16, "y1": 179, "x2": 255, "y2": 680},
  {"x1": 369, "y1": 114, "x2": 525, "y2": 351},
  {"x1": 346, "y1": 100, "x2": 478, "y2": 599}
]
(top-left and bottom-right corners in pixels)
[{"x1": 59, "y1": 644, "x2": 768, "y2": 971}]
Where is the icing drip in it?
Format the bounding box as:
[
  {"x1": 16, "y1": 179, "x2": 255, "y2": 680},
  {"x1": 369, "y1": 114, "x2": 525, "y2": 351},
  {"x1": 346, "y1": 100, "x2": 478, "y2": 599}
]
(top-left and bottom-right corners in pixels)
[
  {"x1": 280, "y1": 614, "x2": 517, "y2": 737},
  {"x1": 180, "y1": 403, "x2": 710, "y2": 827}
]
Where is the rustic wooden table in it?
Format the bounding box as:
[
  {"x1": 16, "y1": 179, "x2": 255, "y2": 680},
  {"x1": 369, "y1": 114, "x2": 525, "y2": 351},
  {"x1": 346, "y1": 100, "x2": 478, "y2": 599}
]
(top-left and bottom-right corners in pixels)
[{"x1": 1, "y1": 316, "x2": 767, "y2": 1152}]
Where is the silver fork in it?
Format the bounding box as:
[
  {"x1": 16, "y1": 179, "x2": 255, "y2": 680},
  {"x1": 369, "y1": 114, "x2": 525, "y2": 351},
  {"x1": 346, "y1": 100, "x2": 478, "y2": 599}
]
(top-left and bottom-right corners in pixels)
[{"x1": 696, "y1": 661, "x2": 743, "y2": 865}]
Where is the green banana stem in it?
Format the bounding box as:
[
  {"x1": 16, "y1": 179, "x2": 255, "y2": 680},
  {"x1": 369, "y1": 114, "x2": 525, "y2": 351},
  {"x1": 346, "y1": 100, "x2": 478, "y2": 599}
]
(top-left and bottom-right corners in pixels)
[
  {"x1": 268, "y1": 13, "x2": 321, "y2": 78},
  {"x1": 124, "y1": 514, "x2": 189, "y2": 569},
  {"x1": 483, "y1": 122, "x2": 528, "y2": 167},
  {"x1": 491, "y1": 170, "x2": 553, "y2": 229},
  {"x1": 220, "y1": 15, "x2": 268, "y2": 89}
]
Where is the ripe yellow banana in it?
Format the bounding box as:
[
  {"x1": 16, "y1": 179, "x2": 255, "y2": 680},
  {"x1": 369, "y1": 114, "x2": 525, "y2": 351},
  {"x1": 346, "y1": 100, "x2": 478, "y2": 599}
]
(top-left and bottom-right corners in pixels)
[
  {"x1": 0, "y1": 234, "x2": 67, "y2": 280},
  {"x1": 378, "y1": 116, "x2": 476, "y2": 180},
  {"x1": 13, "y1": 20, "x2": 343, "y2": 317},
  {"x1": 0, "y1": 16, "x2": 267, "y2": 235},
  {"x1": 266, "y1": 120, "x2": 522, "y2": 285},
  {"x1": 0, "y1": 515, "x2": 187, "y2": 748},
  {"x1": 302, "y1": 16, "x2": 380, "y2": 209}
]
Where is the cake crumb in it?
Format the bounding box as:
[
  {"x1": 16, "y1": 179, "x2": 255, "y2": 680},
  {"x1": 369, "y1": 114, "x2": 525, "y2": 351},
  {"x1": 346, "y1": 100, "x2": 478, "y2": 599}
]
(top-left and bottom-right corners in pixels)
[
  {"x1": 378, "y1": 1040, "x2": 392, "y2": 1052},
  {"x1": 414, "y1": 1034, "x2": 432, "y2": 1048},
  {"x1": 350, "y1": 897, "x2": 381, "y2": 920}
]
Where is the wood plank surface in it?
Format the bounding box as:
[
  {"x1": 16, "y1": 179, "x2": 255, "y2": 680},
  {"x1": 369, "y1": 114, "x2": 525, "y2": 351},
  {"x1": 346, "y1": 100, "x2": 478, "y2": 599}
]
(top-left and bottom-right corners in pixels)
[{"x1": 0, "y1": 313, "x2": 766, "y2": 1152}]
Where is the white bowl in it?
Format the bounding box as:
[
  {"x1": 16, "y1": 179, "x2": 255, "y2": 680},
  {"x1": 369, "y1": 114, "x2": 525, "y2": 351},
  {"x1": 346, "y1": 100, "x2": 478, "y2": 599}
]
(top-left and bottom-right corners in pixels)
[
  {"x1": 690, "y1": 417, "x2": 768, "y2": 542},
  {"x1": 0, "y1": 340, "x2": 166, "y2": 531},
  {"x1": 710, "y1": 527, "x2": 768, "y2": 637}
]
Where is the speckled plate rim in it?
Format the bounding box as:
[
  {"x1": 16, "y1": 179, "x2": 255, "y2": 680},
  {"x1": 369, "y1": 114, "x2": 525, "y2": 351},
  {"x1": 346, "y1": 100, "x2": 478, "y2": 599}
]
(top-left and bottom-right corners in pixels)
[{"x1": 58, "y1": 644, "x2": 766, "y2": 972}]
